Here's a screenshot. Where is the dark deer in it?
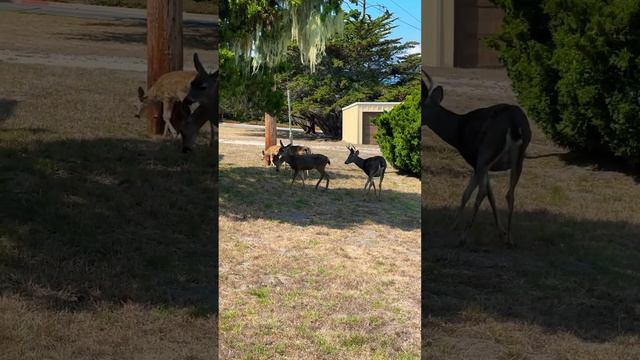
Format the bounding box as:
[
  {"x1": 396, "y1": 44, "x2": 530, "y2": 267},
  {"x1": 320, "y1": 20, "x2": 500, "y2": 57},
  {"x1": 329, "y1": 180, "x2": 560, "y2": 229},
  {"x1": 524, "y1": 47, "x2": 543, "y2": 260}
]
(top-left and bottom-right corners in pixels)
[
  {"x1": 274, "y1": 140, "x2": 312, "y2": 177},
  {"x1": 274, "y1": 143, "x2": 330, "y2": 190},
  {"x1": 179, "y1": 52, "x2": 219, "y2": 153},
  {"x1": 422, "y1": 68, "x2": 532, "y2": 247},
  {"x1": 344, "y1": 144, "x2": 387, "y2": 200}
]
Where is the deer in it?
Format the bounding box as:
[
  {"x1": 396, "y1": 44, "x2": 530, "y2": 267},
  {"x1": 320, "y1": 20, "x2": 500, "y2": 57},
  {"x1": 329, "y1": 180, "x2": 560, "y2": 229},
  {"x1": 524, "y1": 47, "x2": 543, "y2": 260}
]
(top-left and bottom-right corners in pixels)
[
  {"x1": 135, "y1": 70, "x2": 197, "y2": 138},
  {"x1": 273, "y1": 140, "x2": 312, "y2": 177},
  {"x1": 261, "y1": 144, "x2": 282, "y2": 167},
  {"x1": 274, "y1": 143, "x2": 330, "y2": 190},
  {"x1": 344, "y1": 144, "x2": 387, "y2": 200},
  {"x1": 422, "y1": 68, "x2": 532, "y2": 248},
  {"x1": 178, "y1": 53, "x2": 219, "y2": 153}
]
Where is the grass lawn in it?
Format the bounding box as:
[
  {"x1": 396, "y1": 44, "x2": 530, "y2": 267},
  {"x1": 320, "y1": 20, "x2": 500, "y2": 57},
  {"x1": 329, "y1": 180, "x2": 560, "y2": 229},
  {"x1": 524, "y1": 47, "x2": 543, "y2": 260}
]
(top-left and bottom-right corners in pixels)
[
  {"x1": 0, "y1": 62, "x2": 217, "y2": 359},
  {"x1": 218, "y1": 127, "x2": 421, "y2": 358},
  {"x1": 422, "y1": 67, "x2": 640, "y2": 359}
]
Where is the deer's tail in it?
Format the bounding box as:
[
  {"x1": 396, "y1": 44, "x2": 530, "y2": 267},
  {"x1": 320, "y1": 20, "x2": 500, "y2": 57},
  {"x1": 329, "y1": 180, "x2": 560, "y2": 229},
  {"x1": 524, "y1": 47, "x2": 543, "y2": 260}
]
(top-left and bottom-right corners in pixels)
[{"x1": 327, "y1": 159, "x2": 331, "y2": 165}]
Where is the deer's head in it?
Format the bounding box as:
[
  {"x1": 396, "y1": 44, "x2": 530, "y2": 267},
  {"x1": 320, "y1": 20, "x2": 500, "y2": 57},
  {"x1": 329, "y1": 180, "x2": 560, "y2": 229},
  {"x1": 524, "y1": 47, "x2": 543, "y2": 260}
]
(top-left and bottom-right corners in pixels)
[
  {"x1": 274, "y1": 140, "x2": 292, "y2": 172},
  {"x1": 344, "y1": 144, "x2": 360, "y2": 164},
  {"x1": 185, "y1": 53, "x2": 218, "y2": 105},
  {"x1": 422, "y1": 68, "x2": 444, "y2": 123},
  {"x1": 180, "y1": 52, "x2": 219, "y2": 153}
]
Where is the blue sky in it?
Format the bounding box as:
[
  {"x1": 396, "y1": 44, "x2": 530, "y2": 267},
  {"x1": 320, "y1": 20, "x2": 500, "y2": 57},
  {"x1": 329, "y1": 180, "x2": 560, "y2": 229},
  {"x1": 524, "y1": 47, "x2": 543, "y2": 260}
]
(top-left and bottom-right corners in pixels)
[{"x1": 342, "y1": 0, "x2": 421, "y2": 53}]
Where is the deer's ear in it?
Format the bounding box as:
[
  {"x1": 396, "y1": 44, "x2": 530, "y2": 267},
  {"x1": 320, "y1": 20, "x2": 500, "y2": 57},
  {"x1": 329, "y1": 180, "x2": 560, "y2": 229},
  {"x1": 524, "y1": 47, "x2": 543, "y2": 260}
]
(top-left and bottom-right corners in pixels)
[
  {"x1": 430, "y1": 86, "x2": 444, "y2": 104},
  {"x1": 193, "y1": 53, "x2": 207, "y2": 77}
]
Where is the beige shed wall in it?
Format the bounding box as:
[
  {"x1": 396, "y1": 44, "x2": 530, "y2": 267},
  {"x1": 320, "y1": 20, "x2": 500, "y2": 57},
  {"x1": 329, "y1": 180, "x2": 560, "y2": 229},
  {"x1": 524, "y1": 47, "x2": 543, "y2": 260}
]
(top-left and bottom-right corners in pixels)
[
  {"x1": 341, "y1": 103, "x2": 399, "y2": 144},
  {"x1": 342, "y1": 106, "x2": 359, "y2": 144}
]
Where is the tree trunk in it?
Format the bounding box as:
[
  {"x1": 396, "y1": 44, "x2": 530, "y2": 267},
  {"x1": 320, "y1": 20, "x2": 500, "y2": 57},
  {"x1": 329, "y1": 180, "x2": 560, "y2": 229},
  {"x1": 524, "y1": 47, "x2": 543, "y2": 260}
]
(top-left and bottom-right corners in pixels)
[
  {"x1": 264, "y1": 113, "x2": 277, "y2": 166},
  {"x1": 146, "y1": 0, "x2": 183, "y2": 136}
]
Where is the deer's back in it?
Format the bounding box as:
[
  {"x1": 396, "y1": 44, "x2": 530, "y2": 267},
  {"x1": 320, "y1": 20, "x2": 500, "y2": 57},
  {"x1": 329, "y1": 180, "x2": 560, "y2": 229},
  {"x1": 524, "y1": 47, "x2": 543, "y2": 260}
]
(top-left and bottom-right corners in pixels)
[
  {"x1": 460, "y1": 104, "x2": 531, "y2": 169},
  {"x1": 148, "y1": 71, "x2": 197, "y2": 102},
  {"x1": 290, "y1": 154, "x2": 329, "y2": 170},
  {"x1": 289, "y1": 146, "x2": 311, "y2": 155},
  {"x1": 265, "y1": 145, "x2": 281, "y2": 155}
]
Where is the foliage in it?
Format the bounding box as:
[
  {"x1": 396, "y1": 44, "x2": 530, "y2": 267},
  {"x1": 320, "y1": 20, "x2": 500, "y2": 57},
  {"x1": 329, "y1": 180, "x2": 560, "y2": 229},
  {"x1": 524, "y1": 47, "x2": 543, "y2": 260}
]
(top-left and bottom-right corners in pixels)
[
  {"x1": 373, "y1": 85, "x2": 421, "y2": 176},
  {"x1": 278, "y1": 9, "x2": 420, "y2": 137},
  {"x1": 219, "y1": 0, "x2": 349, "y2": 72},
  {"x1": 219, "y1": 47, "x2": 285, "y2": 121},
  {"x1": 489, "y1": 0, "x2": 640, "y2": 161}
]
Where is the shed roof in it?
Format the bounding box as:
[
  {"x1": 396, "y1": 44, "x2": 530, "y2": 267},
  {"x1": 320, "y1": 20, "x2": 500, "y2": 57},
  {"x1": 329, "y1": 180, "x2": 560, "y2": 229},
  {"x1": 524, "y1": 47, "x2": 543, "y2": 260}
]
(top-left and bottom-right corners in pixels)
[{"x1": 341, "y1": 102, "x2": 401, "y2": 112}]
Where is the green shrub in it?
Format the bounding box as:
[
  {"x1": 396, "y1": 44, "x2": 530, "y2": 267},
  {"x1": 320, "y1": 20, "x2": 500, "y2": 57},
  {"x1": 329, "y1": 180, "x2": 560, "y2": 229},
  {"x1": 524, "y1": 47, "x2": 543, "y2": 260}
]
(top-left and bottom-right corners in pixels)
[
  {"x1": 373, "y1": 85, "x2": 421, "y2": 176},
  {"x1": 489, "y1": 0, "x2": 640, "y2": 162}
]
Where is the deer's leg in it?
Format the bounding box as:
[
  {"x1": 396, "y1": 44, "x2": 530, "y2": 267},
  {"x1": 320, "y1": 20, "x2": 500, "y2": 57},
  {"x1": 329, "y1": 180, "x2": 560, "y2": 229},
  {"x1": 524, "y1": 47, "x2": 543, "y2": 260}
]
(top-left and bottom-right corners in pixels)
[
  {"x1": 458, "y1": 169, "x2": 488, "y2": 246},
  {"x1": 325, "y1": 170, "x2": 330, "y2": 190},
  {"x1": 363, "y1": 179, "x2": 371, "y2": 192},
  {"x1": 378, "y1": 167, "x2": 385, "y2": 200},
  {"x1": 454, "y1": 173, "x2": 479, "y2": 231},
  {"x1": 315, "y1": 171, "x2": 325, "y2": 190},
  {"x1": 366, "y1": 176, "x2": 375, "y2": 196},
  {"x1": 291, "y1": 170, "x2": 298, "y2": 186},
  {"x1": 486, "y1": 177, "x2": 506, "y2": 240},
  {"x1": 506, "y1": 146, "x2": 525, "y2": 247},
  {"x1": 162, "y1": 101, "x2": 178, "y2": 138},
  {"x1": 468, "y1": 170, "x2": 489, "y2": 227}
]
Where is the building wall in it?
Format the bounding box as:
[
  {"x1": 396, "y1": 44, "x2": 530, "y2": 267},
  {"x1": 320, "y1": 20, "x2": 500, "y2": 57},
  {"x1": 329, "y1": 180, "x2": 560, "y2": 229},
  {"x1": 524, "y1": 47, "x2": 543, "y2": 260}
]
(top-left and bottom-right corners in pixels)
[
  {"x1": 342, "y1": 106, "x2": 359, "y2": 144},
  {"x1": 341, "y1": 103, "x2": 400, "y2": 145},
  {"x1": 423, "y1": 0, "x2": 504, "y2": 68},
  {"x1": 423, "y1": 0, "x2": 455, "y2": 67},
  {"x1": 453, "y1": 0, "x2": 504, "y2": 68}
]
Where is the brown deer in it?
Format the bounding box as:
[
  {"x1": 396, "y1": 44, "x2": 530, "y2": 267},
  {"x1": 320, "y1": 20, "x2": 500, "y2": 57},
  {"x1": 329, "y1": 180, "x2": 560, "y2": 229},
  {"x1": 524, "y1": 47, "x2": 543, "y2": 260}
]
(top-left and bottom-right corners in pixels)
[
  {"x1": 274, "y1": 143, "x2": 330, "y2": 190},
  {"x1": 262, "y1": 144, "x2": 282, "y2": 166},
  {"x1": 136, "y1": 70, "x2": 197, "y2": 138}
]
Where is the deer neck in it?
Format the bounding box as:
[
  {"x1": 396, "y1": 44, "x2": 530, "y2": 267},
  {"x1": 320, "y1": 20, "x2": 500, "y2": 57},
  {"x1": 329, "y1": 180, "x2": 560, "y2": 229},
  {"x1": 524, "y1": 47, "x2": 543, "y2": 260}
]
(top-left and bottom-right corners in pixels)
[
  {"x1": 425, "y1": 106, "x2": 462, "y2": 149},
  {"x1": 353, "y1": 156, "x2": 366, "y2": 171}
]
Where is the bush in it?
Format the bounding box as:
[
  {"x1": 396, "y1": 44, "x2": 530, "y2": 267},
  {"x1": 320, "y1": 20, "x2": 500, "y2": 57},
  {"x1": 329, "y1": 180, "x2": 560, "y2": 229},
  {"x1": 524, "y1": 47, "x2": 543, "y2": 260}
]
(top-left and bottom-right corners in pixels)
[
  {"x1": 374, "y1": 85, "x2": 421, "y2": 176},
  {"x1": 488, "y1": 0, "x2": 640, "y2": 162}
]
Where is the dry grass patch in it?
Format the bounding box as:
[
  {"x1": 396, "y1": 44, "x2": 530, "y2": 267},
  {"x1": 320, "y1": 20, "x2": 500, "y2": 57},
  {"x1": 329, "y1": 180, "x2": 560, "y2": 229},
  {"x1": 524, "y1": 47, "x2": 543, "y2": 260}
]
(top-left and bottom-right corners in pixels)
[
  {"x1": 0, "y1": 62, "x2": 217, "y2": 358},
  {"x1": 422, "y1": 67, "x2": 640, "y2": 359},
  {"x1": 218, "y1": 130, "x2": 420, "y2": 359}
]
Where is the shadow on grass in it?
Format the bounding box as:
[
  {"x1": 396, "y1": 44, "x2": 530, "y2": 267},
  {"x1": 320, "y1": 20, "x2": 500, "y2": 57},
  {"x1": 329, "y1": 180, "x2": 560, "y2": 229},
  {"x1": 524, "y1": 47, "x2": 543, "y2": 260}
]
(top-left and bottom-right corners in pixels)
[
  {"x1": 0, "y1": 137, "x2": 218, "y2": 316},
  {"x1": 56, "y1": 20, "x2": 218, "y2": 50},
  {"x1": 422, "y1": 205, "x2": 640, "y2": 342},
  {"x1": 220, "y1": 166, "x2": 420, "y2": 231},
  {"x1": 0, "y1": 98, "x2": 17, "y2": 123}
]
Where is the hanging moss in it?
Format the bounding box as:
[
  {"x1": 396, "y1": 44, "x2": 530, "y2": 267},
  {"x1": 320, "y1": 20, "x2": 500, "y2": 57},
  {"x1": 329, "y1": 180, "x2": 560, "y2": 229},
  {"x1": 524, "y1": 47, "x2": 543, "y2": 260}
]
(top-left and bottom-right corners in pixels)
[{"x1": 222, "y1": 0, "x2": 345, "y2": 73}]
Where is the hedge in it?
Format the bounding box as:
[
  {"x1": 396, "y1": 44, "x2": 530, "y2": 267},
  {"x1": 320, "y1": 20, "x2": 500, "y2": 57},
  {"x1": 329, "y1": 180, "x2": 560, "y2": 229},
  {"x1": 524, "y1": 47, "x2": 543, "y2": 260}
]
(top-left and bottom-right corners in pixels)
[{"x1": 488, "y1": 0, "x2": 640, "y2": 162}]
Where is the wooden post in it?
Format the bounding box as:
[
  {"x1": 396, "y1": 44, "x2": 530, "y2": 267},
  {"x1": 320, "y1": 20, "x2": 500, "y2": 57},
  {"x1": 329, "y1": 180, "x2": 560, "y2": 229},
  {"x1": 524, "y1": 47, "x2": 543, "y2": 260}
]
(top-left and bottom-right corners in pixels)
[
  {"x1": 264, "y1": 113, "x2": 277, "y2": 166},
  {"x1": 146, "y1": 0, "x2": 183, "y2": 136}
]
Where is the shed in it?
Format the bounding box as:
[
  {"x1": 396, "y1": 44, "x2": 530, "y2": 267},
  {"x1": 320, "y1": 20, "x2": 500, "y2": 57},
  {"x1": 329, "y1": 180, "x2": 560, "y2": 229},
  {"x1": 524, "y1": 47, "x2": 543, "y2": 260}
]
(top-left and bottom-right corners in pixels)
[
  {"x1": 341, "y1": 102, "x2": 400, "y2": 145},
  {"x1": 423, "y1": 0, "x2": 505, "y2": 68}
]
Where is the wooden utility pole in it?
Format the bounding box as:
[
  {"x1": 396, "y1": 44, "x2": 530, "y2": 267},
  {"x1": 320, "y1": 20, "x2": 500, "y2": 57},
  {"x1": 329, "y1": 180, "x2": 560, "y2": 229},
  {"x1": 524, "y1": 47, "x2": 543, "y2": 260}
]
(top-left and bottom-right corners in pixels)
[
  {"x1": 146, "y1": 0, "x2": 184, "y2": 136},
  {"x1": 264, "y1": 113, "x2": 277, "y2": 166}
]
